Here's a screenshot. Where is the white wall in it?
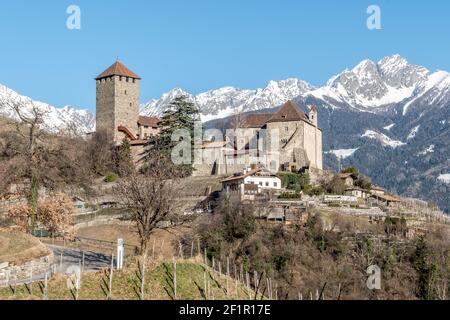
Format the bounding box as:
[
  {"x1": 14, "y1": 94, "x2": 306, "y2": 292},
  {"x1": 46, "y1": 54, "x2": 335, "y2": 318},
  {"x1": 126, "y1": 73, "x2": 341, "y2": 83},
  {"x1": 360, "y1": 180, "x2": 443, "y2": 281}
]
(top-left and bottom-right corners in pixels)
[{"x1": 244, "y1": 176, "x2": 281, "y2": 190}]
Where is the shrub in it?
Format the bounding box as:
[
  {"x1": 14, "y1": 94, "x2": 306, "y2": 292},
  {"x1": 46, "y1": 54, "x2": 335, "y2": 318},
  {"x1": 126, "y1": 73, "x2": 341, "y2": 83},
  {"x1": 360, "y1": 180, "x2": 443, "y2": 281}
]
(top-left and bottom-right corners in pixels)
[
  {"x1": 278, "y1": 192, "x2": 302, "y2": 199},
  {"x1": 105, "y1": 173, "x2": 119, "y2": 183},
  {"x1": 278, "y1": 172, "x2": 310, "y2": 191}
]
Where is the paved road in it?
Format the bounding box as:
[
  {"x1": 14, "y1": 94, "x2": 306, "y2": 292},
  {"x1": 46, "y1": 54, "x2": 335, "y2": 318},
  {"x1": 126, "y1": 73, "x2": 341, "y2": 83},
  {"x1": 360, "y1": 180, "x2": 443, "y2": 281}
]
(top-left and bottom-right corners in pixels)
[
  {"x1": 47, "y1": 245, "x2": 114, "y2": 274},
  {"x1": 0, "y1": 246, "x2": 114, "y2": 288}
]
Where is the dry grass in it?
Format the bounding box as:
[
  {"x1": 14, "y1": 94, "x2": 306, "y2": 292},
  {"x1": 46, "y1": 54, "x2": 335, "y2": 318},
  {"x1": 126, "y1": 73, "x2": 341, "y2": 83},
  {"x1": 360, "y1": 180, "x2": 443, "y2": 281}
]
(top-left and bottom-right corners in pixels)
[
  {"x1": 0, "y1": 229, "x2": 50, "y2": 265},
  {"x1": 74, "y1": 224, "x2": 191, "y2": 259},
  {"x1": 0, "y1": 259, "x2": 256, "y2": 301}
]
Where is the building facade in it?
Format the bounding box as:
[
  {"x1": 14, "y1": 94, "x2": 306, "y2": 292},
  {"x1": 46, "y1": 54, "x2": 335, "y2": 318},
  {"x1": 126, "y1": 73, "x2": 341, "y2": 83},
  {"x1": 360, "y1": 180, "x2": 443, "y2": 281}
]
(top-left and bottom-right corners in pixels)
[
  {"x1": 194, "y1": 100, "x2": 323, "y2": 176},
  {"x1": 95, "y1": 61, "x2": 160, "y2": 145}
]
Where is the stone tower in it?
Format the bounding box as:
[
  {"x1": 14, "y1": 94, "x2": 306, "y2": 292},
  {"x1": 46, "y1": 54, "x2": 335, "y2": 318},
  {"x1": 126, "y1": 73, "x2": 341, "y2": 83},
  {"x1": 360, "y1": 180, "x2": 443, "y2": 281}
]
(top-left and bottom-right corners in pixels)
[{"x1": 95, "y1": 61, "x2": 141, "y2": 144}]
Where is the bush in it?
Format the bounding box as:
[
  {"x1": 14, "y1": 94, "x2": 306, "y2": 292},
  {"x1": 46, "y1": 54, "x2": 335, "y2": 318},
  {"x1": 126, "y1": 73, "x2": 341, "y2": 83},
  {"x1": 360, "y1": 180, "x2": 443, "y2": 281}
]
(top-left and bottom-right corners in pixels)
[
  {"x1": 105, "y1": 173, "x2": 119, "y2": 183},
  {"x1": 341, "y1": 167, "x2": 359, "y2": 175},
  {"x1": 278, "y1": 192, "x2": 302, "y2": 199},
  {"x1": 278, "y1": 172, "x2": 310, "y2": 191},
  {"x1": 308, "y1": 186, "x2": 325, "y2": 196}
]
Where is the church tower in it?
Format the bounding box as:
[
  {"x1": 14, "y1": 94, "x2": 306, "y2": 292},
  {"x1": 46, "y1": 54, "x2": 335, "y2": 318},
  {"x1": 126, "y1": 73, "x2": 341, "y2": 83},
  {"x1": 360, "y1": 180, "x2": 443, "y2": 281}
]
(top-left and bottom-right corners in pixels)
[{"x1": 96, "y1": 60, "x2": 141, "y2": 144}]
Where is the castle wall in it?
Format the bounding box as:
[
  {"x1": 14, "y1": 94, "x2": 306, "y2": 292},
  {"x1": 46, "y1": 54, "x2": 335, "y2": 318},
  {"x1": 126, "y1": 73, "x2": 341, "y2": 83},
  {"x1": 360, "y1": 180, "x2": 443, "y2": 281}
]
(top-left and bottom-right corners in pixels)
[
  {"x1": 96, "y1": 77, "x2": 116, "y2": 140},
  {"x1": 266, "y1": 121, "x2": 306, "y2": 168},
  {"x1": 304, "y1": 122, "x2": 319, "y2": 169},
  {"x1": 96, "y1": 75, "x2": 140, "y2": 144},
  {"x1": 113, "y1": 76, "x2": 140, "y2": 143}
]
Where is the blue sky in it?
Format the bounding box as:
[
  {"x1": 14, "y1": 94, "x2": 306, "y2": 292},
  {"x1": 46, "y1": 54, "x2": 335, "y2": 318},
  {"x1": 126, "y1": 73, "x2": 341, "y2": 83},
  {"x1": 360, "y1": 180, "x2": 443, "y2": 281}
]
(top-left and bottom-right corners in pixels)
[{"x1": 1, "y1": 0, "x2": 450, "y2": 111}]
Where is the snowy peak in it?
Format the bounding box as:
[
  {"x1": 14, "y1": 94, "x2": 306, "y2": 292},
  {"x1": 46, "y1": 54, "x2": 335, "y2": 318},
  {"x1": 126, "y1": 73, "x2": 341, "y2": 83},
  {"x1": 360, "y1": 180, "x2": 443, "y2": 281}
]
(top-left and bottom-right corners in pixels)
[
  {"x1": 318, "y1": 54, "x2": 430, "y2": 109},
  {"x1": 0, "y1": 84, "x2": 95, "y2": 135},
  {"x1": 141, "y1": 79, "x2": 315, "y2": 121}
]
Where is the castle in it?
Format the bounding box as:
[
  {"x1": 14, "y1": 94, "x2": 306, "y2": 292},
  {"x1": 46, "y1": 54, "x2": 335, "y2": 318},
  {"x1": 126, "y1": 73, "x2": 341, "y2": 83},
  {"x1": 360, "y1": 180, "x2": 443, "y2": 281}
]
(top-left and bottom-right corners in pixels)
[
  {"x1": 195, "y1": 100, "x2": 323, "y2": 176},
  {"x1": 95, "y1": 60, "x2": 160, "y2": 146},
  {"x1": 95, "y1": 61, "x2": 323, "y2": 174}
]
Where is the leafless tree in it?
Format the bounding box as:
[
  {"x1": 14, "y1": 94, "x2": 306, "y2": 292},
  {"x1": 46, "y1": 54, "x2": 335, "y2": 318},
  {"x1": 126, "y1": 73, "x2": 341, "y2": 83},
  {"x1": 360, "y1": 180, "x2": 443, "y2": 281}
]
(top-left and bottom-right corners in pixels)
[
  {"x1": 115, "y1": 151, "x2": 189, "y2": 257},
  {"x1": 0, "y1": 94, "x2": 49, "y2": 229}
]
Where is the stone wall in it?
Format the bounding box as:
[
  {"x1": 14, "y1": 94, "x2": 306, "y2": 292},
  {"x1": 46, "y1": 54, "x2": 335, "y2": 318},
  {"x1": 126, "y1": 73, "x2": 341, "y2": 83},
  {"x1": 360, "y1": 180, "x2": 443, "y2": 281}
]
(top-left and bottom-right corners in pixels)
[
  {"x1": 0, "y1": 253, "x2": 54, "y2": 287},
  {"x1": 96, "y1": 75, "x2": 140, "y2": 144}
]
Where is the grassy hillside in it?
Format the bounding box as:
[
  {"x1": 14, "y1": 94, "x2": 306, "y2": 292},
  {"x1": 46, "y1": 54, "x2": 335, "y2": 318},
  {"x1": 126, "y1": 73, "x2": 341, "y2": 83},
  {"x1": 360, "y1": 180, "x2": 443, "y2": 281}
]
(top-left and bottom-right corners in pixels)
[
  {"x1": 0, "y1": 229, "x2": 50, "y2": 265},
  {"x1": 0, "y1": 259, "x2": 256, "y2": 300}
]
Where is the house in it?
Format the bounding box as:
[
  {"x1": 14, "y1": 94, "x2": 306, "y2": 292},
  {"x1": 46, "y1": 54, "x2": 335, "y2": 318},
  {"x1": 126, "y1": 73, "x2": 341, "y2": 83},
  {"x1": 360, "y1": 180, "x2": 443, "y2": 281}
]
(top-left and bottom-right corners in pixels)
[
  {"x1": 345, "y1": 187, "x2": 370, "y2": 199},
  {"x1": 338, "y1": 173, "x2": 358, "y2": 187},
  {"x1": 371, "y1": 185, "x2": 386, "y2": 196},
  {"x1": 369, "y1": 194, "x2": 402, "y2": 207},
  {"x1": 221, "y1": 167, "x2": 282, "y2": 200}
]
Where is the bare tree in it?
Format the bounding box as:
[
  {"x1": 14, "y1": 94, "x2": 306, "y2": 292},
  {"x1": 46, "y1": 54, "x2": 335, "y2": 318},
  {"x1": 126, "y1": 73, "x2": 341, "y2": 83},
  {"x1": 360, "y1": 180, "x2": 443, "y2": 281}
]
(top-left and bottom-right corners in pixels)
[
  {"x1": 115, "y1": 149, "x2": 189, "y2": 256},
  {"x1": 0, "y1": 94, "x2": 49, "y2": 230}
]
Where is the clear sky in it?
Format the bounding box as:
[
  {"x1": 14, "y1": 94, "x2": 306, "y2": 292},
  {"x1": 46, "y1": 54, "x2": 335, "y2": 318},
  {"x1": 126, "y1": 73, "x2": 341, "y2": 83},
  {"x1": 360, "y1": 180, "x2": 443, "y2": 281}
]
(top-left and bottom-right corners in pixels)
[{"x1": 1, "y1": 0, "x2": 450, "y2": 111}]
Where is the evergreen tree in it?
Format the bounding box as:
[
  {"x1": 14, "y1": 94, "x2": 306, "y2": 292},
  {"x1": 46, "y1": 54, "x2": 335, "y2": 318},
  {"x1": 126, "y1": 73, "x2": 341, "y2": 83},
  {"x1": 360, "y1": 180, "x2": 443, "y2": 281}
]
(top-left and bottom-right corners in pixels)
[
  {"x1": 412, "y1": 236, "x2": 437, "y2": 300},
  {"x1": 116, "y1": 137, "x2": 134, "y2": 176},
  {"x1": 144, "y1": 96, "x2": 200, "y2": 177}
]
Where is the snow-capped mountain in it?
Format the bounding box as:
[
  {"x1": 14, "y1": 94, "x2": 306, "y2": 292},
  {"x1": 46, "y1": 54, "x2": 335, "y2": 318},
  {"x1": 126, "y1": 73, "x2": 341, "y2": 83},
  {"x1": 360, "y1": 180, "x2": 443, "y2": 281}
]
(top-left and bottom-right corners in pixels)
[
  {"x1": 142, "y1": 54, "x2": 446, "y2": 212},
  {"x1": 142, "y1": 54, "x2": 450, "y2": 121},
  {"x1": 0, "y1": 84, "x2": 95, "y2": 135},
  {"x1": 141, "y1": 78, "x2": 315, "y2": 122},
  {"x1": 306, "y1": 55, "x2": 430, "y2": 110}
]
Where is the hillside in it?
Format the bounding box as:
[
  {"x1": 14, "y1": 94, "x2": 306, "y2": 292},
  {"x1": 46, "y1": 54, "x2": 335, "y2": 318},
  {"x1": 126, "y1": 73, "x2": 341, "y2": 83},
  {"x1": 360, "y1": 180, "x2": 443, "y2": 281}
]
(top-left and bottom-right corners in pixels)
[
  {"x1": 0, "y1": 260, "x2": 256, "y2": 300},
  {"x1": 0, "y1": 229, "x2": 50, "y2": 265}
]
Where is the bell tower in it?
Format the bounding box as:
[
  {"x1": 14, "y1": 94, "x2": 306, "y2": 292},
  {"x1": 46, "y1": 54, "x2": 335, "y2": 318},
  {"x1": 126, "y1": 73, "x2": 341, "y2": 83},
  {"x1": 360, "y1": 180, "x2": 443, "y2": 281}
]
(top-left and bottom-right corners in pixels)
[{"x1": 95, "y1": 60, "x2": 141, "y2": 143}]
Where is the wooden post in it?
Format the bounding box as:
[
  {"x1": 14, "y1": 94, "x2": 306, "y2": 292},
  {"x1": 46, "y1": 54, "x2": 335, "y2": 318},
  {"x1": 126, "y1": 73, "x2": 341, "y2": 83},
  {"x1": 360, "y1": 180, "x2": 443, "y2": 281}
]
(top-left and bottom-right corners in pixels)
[
  {"x1": 152, "y1": 239, "x2": 156, "y2": 260},
  {"x1": 204, "y1": 248, "x2": 207, "y2": 266},
  {"x1": 197, "y1": 239, "x2": 201, "y2": 258},
  {"x1": 203, "y1": 271, "x2": 207, "y2": 300},
  {"x1": 140, "y1": 257, "x2": 146, "y2": 300},
  {"x1": 191, "y1": 241, "x2": 194, "y2": 259},
  {"x1": 44, "y1": 273, "x2": 48, "y2": 300},
  {"x1": 29, "y1": 266, "x2": 33, "y2": 296},
  {"x1": 173, "y1": 258, "x2": 177, "y2": 300},
  {"x1": 108, "y1": 255, "x2": 114, "y2": 300}
]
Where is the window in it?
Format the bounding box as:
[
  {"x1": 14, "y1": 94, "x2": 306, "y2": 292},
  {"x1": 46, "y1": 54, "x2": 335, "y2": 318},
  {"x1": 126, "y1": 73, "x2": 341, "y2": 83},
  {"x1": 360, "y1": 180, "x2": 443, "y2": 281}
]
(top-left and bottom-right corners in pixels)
[
  {"x1": 132, "y1": 79, "x2": 136, "y2": 83},
  {"x1": 274, "y1": 182, "x2": 278, "y2": 187},
  {"x1": 265, "y1": 182, "x2": 269, "y2": 187},
  {"x1": 130, "y1": 103, "x2": 132, "y2": 107},
  {"x1": 144, "y1": 126, "x2": 149, "y2": 129},
  {"x1": 259, "y1": 182, "x2": 263, "y2": 186},
  {"x1": 119, "y1": 76, "x2": 123, "y2": 81},
  {"x1": 125, "y1": 90, "x2": 128, "y2": 95},
  {"x1": 285, "y1": 127, "x2": 289, "y2": 132},
  {"x1": 126, "y1": 77, "x2": 129, "y2": 82}
]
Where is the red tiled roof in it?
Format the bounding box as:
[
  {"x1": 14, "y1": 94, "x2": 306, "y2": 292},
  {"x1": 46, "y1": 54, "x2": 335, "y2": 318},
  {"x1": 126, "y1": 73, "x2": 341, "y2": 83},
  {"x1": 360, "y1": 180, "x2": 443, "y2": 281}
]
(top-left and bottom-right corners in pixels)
[
  {"x1": 266, "y1": 101, "x2": 308, "y2": 123},
  {"x1": 241, "y1": 113, "x2": 273, "y2": 128},
  {"x1": 138, "y1": 116, "x2": 161, "y2": 128},
  {"x1": 371, "y1": 194, "x2": 401, "y2": 203},
  {"x1": 96, "y1": 61, "x2": 141, "y2": 80}
]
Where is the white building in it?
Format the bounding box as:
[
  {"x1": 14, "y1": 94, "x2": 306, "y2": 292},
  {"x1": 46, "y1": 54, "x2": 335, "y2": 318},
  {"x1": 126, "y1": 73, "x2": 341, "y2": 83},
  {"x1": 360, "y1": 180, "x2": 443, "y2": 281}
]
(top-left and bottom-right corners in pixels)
[{"x1": 221, "y1": 167, "x2": 282, "y2": 200}]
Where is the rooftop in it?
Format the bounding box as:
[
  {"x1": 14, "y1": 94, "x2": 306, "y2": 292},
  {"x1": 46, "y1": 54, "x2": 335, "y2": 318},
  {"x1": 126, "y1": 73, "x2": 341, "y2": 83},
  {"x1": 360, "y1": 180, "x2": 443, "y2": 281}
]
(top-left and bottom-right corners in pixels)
[
  {"x1": 96, "y1": 61, "x2": 141, "y2": 80},
  {"x1": 138, "y1": 116, "x2": 161, "y2": 128}
]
